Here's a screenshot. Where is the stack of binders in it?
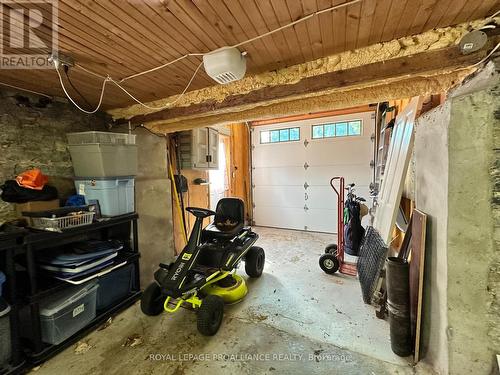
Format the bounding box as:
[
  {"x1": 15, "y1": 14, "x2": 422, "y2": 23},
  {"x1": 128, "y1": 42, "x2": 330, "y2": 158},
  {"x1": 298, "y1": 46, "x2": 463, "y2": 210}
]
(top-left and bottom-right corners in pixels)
[{"x1": 37, "y1": 240, "x2": 124, "y2": 284}]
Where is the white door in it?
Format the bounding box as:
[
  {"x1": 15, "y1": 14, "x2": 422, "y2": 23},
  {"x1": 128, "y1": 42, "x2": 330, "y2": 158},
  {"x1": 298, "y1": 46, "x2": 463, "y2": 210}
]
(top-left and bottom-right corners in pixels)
[
  {"x1": 252, "y1": 111, "x2": 375, "y2": 233},
  {"x1": 374, "y1": 98, "x2": 418, "y2": 244},
  {"x1": 209, "y1": 139, "x2": 227, "y2": 210},
  {"x1": 208, "y1": 128, "x2": 219, "y2": 169}
]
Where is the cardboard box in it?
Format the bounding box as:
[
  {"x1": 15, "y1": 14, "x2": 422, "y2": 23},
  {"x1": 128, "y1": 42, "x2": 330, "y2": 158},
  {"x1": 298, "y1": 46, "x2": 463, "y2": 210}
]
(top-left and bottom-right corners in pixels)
[{"x1": 15, "y1": 199, "x2": 60, "y2": 218}]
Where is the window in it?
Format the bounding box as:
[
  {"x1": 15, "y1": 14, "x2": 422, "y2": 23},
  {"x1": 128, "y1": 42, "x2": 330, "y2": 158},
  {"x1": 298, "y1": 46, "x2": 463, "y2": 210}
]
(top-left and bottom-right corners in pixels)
[
  {"x1": 289, "y1": 128, "x2": 300, "y2": 141},
  {"x1": 348, "y1": 120, "x2": 362, "y2": 135},
  {"x1": 311, "y1": 119, "x2": 362, "y2": 139},
  {"x1": 260, "y1": 127, "x2": 300, "y2": 144},
  {"x1": 336, "y1": 122, "x2": 347, "y2": 136}
]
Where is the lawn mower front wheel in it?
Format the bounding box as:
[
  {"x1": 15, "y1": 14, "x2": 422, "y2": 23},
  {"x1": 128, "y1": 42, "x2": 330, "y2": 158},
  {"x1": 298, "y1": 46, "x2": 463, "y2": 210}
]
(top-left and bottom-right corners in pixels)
[
  {"x1": 141, "y1": 282, "x2": 164, "y2": 316},
  {"x1": 197, "y1": 295, "x2": 225, "y2": 336},
  {"x1": 319, "y1": 254, "x2": 340, "y2": 274}
]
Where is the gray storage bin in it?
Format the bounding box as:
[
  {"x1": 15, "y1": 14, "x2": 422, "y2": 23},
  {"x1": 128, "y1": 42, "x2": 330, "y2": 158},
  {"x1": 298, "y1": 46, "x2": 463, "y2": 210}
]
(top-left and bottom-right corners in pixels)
[
  {"x1": 68, "y1": 144, "x2": 137, "y2": 177},
  {"x1": 0, "y1": 301, "x2": 11, "y2": 368},
  {"x1": 97, "y1": 264, "x2": 136, "y2": 311},
  {"x1": 39, "y1": 281, "x2": 98, "y2": 345},
  {"x1": 74, "y1": 177, "x2": 135, "y2": 217}
]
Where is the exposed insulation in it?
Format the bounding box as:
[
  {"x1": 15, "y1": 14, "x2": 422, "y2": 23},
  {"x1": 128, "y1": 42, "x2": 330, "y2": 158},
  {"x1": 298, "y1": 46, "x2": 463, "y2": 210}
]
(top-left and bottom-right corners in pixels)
[
  {"x1": 145, "y1": 68, "x2": 475, "y2": 134},
  {"x1": 108, "y1": 18, "x2": 492, "y2": 120}
]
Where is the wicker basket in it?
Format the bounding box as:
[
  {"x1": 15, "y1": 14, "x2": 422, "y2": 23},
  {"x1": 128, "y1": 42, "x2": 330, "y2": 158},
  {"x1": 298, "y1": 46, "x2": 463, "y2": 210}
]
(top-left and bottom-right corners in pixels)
[{"x1": 30, "y1": 212, "x2": 95, "y2": 231}]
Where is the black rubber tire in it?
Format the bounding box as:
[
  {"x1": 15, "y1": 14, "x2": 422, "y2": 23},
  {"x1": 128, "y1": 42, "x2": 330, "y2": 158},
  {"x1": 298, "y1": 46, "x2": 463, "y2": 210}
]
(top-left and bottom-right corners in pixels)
[
  {"x1": 197, "y1": 295, "x2": 224, "y2": 336},
  {"x1": 324, "y1": 244, "x2": 338, "y2": 254},
  {"x1": 141, "y1": 282, "x2": 164, "y2": 316},
  {"x1": 245, "y1": 246, "x2": 265, "y2": 278},
  {"x1": 319, "y1": 254, "x2": 340, "y2": 274}
]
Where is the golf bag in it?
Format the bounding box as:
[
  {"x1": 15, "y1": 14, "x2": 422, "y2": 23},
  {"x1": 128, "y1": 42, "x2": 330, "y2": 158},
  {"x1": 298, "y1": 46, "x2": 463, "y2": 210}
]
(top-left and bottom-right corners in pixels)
[{"x1": 344, "y1": 199, "x2": 365, "y2": 256}]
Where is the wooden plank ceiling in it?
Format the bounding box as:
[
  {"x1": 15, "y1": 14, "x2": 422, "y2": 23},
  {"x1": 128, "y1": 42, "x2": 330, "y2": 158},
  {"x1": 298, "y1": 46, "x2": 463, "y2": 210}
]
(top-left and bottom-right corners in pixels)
[{"x1": 0, "y1": 0, "x2": 498, "y2": 110}]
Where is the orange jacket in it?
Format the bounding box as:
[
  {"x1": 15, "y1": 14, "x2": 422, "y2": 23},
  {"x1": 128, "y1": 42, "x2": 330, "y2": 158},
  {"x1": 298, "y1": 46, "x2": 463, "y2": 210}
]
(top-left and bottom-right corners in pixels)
[{"x1": 15, "y1": 169, "x2": 48, "y2": 190}]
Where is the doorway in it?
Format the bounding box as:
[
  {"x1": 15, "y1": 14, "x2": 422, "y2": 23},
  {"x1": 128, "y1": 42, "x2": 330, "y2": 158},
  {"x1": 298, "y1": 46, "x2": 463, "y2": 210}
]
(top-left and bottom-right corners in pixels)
[
  {"x1": 251, "y1": 111, "x2": 375, "y2": 233},
  {"x1": 209, "y1": 134, "x2": 230, "y2": 210}
]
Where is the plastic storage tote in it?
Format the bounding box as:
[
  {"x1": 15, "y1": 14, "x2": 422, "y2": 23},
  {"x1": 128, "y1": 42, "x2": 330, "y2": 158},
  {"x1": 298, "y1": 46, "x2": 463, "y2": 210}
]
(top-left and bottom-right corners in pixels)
[
  {"x1": 67, "y1": 131, "x2": 136, "y2": 145},
  {"x1": 0, "y1": 272, "x2": 5, "y2": 297},
  {"x1": 68, "y1": 144, "x2": 137, "y2": 178},
  {"x1": 39, "y1": 281, "x2": 98, "y2": 345},
  {"x1": 74, "y1": 177, "x2": 135, "y2": 217},
  {"x1": 0, "y1": 300, "x2": 11, "y2": 368},
  {"x1": 96, "y1": 264, "x2": 136, "y2": 311}
]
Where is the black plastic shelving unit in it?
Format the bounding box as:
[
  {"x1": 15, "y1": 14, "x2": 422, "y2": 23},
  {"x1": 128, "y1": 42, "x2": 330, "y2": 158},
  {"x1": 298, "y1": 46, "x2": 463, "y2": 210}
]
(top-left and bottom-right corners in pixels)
[
  {"x1": 0, "y1": 228, "x2": 28, "y2": 375},
  {"x1": 2, "y1": 213, "x2": 142, "y2": 374}
]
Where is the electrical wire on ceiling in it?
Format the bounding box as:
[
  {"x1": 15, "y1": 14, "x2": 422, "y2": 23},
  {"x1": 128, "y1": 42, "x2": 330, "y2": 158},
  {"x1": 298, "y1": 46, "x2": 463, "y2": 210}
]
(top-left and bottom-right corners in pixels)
[
  {"x1": 109, "y1": 61, "x2": 204, "y2": 110},
  {"x1": 64, "y1": 65, "x2": 92, "y2": 108},
  {"x1": 469, "y1": 41, "x2": 500, "y2": 67},
  {"x1": 54, "y1": 58, "x2": 110, "y2": 114},
  {"x1": 0, "y1": 81, "x2": 52, "y2": 99}
]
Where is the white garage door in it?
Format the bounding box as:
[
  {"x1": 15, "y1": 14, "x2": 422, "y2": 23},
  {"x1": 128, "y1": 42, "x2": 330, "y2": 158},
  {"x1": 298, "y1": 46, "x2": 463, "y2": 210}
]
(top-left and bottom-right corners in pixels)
[{"x1": 252, "y1": 111, "x2": 375, "y2": 233}]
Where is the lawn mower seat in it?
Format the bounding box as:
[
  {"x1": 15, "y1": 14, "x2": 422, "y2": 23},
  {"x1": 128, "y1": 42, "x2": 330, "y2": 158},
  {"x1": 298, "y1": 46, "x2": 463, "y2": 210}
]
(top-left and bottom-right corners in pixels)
[{"x1": 203, "y1": 198, "x2": 245, "y2": 239}]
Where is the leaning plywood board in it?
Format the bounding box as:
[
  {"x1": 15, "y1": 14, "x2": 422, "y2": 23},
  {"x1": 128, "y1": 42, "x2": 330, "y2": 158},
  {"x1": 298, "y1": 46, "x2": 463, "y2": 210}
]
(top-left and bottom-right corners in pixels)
[
  {"x1": 374, "y1": 97, "x2": 419, "y2": 244},
  {"x1": 410, "y1": 209, "x2": 427, "y2": 363}
]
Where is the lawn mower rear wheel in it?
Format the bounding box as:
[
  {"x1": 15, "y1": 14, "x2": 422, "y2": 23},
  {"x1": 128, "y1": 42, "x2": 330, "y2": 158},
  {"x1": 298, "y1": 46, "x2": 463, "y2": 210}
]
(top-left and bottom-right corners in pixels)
[
  {"x1": 141, "y1": 282, "x2": 164, "y2": 316},
  {"x1": 245, "y1": 246, "x2": 265, "y2": 278}
]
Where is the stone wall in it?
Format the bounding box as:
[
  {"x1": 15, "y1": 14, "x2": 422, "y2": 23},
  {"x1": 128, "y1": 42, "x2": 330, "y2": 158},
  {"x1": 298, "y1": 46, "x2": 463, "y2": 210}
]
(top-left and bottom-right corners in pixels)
[
  {"x1": 490, "y1": 77, "x2": 500, "y2": 359},
  {"x1": 0, "y1": 89, "x2": 108, "y2": 223},
  {"x1": 446, "y1": 68, "x2": 499, "y2": 375}
]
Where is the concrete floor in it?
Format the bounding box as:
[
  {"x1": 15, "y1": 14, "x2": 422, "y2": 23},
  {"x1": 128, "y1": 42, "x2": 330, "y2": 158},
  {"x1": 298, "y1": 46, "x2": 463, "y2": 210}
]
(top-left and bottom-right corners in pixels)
[{"x1": 32, "y1": 227, "x2": 431, "y2": 375}]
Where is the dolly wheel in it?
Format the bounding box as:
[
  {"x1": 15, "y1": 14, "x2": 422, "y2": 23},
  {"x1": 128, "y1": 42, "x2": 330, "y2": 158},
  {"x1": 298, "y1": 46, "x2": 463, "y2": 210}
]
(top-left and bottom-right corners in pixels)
[
  {"x1": 141, "y1": 282, "x2": 164, "y2": 316},
  {"x1": 324, "y1": 244, "x2": 338, "y2": 254},
  {"x1": 197, "y1": 295, "x2": 224, "y2": 336},
  {"x1": 245, "y1": 246, "x2": 265, "y2": 278},
  {"x1": 319, "y1": 254, "x2": 340, "y2": 274}
]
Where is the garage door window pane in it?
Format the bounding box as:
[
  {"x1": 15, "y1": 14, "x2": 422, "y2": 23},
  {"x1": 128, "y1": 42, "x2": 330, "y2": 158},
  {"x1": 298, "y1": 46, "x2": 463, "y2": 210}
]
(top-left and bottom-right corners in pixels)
[
  {"x1": 348, "y1": 120, "x2": 362, "y2": 136},
  {"x1": 279, "y1": 129, "x2": 289, "y2": 142},
  {"x1": 290, "y1": 127, "x2": 300, "y2": 141},
  {"x1": 260, "y1": 131, "x2": 270, "y2": 143},
  {"x1": 270, "y1": 130, "x2": 280, "y2": 143},
  {"x1": 324, "y1": 124, "x2": 335, "y2": 137},
  {"x1": 312, "y1": 125, "x2": 324, "y2": 139},
  {"x1": 336, "y1": 123, "x2": 347, "y2": 136}
]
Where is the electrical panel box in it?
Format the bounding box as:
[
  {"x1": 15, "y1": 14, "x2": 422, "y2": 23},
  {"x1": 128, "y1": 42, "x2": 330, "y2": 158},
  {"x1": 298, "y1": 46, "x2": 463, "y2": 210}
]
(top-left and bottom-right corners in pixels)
[{"x1": 178, "y1": 127, "x2": 219, "y2": 170}]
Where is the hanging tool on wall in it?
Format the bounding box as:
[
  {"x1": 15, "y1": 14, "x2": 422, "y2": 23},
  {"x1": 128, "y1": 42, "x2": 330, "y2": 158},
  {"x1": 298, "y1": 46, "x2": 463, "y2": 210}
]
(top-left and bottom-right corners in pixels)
[
  {"x1": 172, "y1": 133, "x2": 188, "y2": 234},
  {"x1": 167, "y1": 137, "x2": 188, "y2": 245}
]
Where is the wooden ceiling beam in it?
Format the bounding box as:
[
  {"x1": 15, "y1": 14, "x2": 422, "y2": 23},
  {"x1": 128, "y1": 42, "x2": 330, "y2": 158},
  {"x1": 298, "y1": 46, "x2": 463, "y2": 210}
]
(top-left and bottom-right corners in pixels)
[{"x1": 119, "y1": 42, "x2": 495, "y2": 125}]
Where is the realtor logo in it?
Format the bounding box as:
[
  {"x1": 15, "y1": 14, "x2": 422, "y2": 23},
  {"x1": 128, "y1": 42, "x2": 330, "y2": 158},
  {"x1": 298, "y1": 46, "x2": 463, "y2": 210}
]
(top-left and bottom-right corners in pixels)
[{"x1": 0, "y1": 0, "x2": 58, "y2": 69}]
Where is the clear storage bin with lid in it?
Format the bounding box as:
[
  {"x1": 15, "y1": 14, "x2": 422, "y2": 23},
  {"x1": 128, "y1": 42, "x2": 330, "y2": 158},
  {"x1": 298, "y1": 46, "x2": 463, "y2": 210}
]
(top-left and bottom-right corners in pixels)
[{"x1": 38, "y1": 281, "x2": 99, "y2": 345}]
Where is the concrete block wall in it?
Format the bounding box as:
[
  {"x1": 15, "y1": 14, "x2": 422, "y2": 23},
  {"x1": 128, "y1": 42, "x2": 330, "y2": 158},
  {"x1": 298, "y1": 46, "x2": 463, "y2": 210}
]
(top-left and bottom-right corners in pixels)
[
  {"x1": 132, "y1": 127, "x2": 175, "y2": 286},
  {"x1": 0, "y1": 89, "x2": 108, "y2": 223},
  {"x1": 415, "y1": 101, "x2": 450, "y2": 375}
]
